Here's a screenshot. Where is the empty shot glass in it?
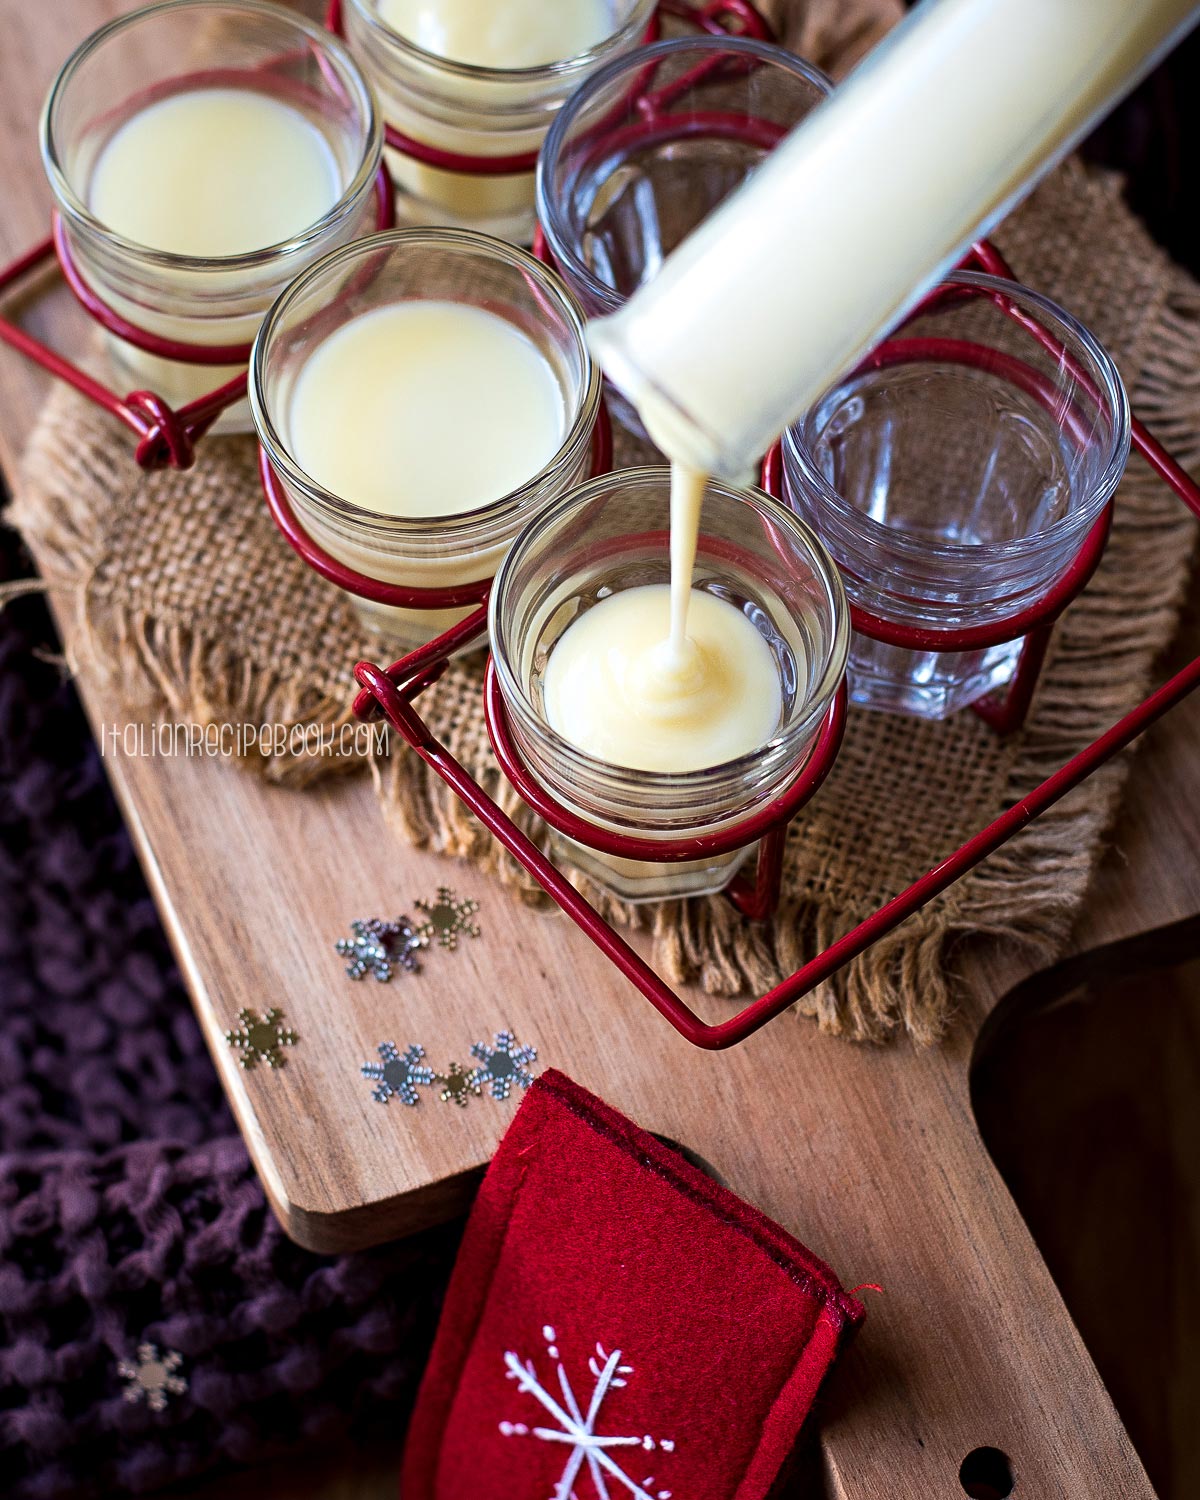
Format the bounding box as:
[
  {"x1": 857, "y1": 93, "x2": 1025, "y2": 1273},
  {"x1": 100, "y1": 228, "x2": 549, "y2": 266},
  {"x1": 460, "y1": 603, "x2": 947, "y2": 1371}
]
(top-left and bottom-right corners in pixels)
[{"x1": 782, "y1": 272, "x2": 1130, "y2": 719}]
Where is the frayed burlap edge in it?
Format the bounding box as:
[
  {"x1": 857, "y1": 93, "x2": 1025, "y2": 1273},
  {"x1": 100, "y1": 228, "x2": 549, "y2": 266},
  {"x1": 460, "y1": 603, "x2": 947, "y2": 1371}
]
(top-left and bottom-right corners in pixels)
[{"x1": 7, "y1": 404, "x2": 364, "y2": 790}]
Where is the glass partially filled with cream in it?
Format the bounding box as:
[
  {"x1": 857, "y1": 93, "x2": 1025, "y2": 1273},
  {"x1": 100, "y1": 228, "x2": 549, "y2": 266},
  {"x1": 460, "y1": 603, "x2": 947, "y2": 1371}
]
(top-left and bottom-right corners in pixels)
[
  {"x1": 40, "y1": 0, "x2": 384, "y2": 429},
  {"x1": 251, "y1": 228, "x2": 603, "y2": 651},
  {"x1": 488, "y1": 468, "x2": 848, "y2": 902},
  {"x1": 341, "y1": 0, "x2": 656, "y2": 242}
]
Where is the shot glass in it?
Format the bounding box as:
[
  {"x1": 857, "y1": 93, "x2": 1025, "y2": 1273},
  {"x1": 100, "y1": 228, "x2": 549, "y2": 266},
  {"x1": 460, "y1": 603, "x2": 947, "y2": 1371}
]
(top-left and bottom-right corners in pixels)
[
  {"x1": 250, "y1": 228, "x2": 603, "y2": 653},
  {"x1": 40, "y1": 0, "x2": 383, "y2": 428},
  {"x1": 537, "y1": 34, "x2": 832, "y2": 438},
  {"x1": 342, "y1": 0, "x2": 656, "y2": 244},
  {"x1": 488, "y1": 467, "x2": 848, "y2": 903},
  {"x1": 782, "y1": 272, "x2": 1130, "y2": 719}
]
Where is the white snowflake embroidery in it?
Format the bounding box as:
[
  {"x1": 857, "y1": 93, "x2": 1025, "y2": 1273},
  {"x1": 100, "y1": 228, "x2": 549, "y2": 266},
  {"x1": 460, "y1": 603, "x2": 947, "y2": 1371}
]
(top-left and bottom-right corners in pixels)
[{"x1": 500, "y1": 1325, "x2": 675, "y2": 1500}]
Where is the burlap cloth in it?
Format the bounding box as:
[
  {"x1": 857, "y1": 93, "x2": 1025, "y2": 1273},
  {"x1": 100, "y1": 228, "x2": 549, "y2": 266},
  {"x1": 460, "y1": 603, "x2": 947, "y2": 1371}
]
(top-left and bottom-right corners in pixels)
[{"x1": 8, "y1": 0, "x2": 1200, "y2": 1044}]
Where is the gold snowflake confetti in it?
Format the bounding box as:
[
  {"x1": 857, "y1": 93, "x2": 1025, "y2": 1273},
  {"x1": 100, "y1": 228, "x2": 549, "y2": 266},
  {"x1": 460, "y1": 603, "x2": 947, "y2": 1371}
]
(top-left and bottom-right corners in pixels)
[
  {"x1": 224, "y1": 1008, "x2": 298, "y2": 1069},
  {"x1": 436, "y1": 1061, "x2": 482, "y2": 1108},
  {"x1": 413, "y1": 887, "x2": 481, "y2": 952}
]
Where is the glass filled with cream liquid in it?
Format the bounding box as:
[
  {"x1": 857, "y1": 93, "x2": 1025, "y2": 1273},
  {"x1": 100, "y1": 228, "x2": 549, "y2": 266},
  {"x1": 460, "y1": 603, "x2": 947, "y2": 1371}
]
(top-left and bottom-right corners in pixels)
[
  {"x1": 341, "y1": 0, "x2": 655, "y2": 243},
  {"x1": 40, "y1": 0, "x2": 383, "y2": 431},
  {"x1": 250, "y1": 228, "x2": 603, "y2": 651},
  {"x1": 488, "y1": 468, "x2": 848, "y2": 902}
]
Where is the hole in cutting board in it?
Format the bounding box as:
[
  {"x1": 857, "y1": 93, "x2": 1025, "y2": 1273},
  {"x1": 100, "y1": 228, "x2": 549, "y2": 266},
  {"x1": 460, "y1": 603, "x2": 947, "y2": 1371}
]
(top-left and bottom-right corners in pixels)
[{"x1": 959, "y1": 1446, "x2": 1015, "y2": 1498}]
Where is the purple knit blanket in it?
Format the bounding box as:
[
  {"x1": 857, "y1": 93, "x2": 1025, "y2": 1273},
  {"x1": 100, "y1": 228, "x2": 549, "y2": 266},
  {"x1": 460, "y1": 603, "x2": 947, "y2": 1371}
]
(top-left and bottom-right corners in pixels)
[{"x1": 0, "y1": 521, "x2": 458, "y2": 1497}]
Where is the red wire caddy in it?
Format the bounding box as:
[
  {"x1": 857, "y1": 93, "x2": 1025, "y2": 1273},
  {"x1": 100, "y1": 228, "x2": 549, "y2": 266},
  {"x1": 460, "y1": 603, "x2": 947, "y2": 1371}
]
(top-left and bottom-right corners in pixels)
[
  {"x1": 0, "y1": 8, "x2": 1196, "y2": 1049},
  {"x1": 345, "y1": 237, "x2": 1200, "y2": 1051}
]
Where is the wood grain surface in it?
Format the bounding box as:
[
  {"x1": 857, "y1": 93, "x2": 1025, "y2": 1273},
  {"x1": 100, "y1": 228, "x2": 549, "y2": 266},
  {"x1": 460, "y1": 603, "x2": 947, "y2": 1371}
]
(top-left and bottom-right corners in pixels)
[{"x1": 4, "y1": 3, "x2": 1200, "y2": 1496}]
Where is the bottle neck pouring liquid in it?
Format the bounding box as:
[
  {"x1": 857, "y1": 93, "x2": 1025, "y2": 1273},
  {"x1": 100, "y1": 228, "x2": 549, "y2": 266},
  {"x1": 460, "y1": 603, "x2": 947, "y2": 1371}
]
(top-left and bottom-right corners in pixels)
[{"x1": 587, "y1": 0, "x2": 1200, "y2": 481}]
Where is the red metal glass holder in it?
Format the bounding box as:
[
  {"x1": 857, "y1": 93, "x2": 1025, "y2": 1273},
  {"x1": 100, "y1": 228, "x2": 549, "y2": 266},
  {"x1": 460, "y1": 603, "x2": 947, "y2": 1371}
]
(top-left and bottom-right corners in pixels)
[
  {"x1": 760, "y1": 456, "x2": 1114, "y2": 740},
  {"x1": 0, "y1": 164, "x2": 396, "y2": 472},
  {"x1": 262, "y1": 353, "x2": 835, "y2": 924},
  {"x1": 258, "y1": 395, "x2": 614, "y2": 634},
  {"x1": 762, "y1": 239, "x2": 1122, "y2": 735},
  {"x1": 483, "y1": 662, "x2": 847, "y2": 923},
  {"x1": 348, "y1": 244, "x2": 1200, "y2": 1052},
  {"x1": 324, "y1": 0, "x2": 773, "y2": 177}
]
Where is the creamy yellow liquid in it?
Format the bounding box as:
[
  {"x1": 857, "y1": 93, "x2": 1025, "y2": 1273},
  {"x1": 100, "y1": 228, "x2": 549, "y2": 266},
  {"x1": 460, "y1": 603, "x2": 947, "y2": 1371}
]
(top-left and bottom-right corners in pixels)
[
  {"x1": 288, "y1": 300, "x2": 565, "y2": 516},
  {"x1": 370, "y1": 0, "x2": 614, "y2": 237},
  {"x1": 669, "y1": 462, "x2": 706, "y2": 653},
  {"x1": 377, "y1": 0, "x2": 612, "y2": 68},
  {"x1": 544, "y1": 583, "x2": 783, "y2": 773},
  {"x1": 89, "y1": 88, "x2": 341, "y2": 256},
  {"x1": 545, "y1": 458, "x2": 784, "y2": 774}
]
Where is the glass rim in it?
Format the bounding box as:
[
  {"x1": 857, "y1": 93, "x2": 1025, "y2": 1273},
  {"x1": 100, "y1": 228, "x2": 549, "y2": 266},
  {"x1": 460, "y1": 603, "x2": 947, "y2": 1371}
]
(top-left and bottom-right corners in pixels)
[
  {"x1": 40, "y1": 0, "x2": 383, "y2": 273},
  {"x1": 344, "y1": 0, "x2": 657, "y2": 84},
  {"x1": 537, "y1": 33, "x2": 835, "y2": 317},
  {"x1": 249, "y1": 226, "x2": 603, "y2": 536},
  {"x1": 489, "y1": 465, "x2": 850, "y2": 791},
  {"x1": 783, "y1": 270, "x2": 1132, "y2": 567}
]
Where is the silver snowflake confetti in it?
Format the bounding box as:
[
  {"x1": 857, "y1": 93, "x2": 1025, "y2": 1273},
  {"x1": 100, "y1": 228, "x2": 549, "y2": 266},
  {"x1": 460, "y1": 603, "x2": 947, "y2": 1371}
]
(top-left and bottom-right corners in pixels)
[
  {"x1": 117, "y1": 1344, "x2": 187, "y2": 1412},
  {"x1": 467, "y1": 1030, "x2": 537, "y2": 1101},
  {"x1": 335, "y1": 917, "x2": 424, "y2": 982},
  {"x1": 413, "y1": 886, "x2": 481, "y2": 951},
  {"x1": 361, "y1": 1042, "x2": 435, "y2": 1106},
  {"x1": 224, "y1": 1008, "x2": 298, "y2": 1069},
  {"x1": 501, "y1": 1324, "x2": 676, "y2": 1500},
  {"x1": 436, "y1": 1061, "x2": 481, "y2": 1108}
]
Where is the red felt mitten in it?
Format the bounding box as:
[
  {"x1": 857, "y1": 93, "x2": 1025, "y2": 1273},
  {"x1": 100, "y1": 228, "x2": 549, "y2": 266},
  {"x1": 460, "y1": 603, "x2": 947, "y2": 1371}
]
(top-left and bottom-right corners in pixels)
[{"x1": 401, "y1": 1070, "x2": 865, "y2": 1500}]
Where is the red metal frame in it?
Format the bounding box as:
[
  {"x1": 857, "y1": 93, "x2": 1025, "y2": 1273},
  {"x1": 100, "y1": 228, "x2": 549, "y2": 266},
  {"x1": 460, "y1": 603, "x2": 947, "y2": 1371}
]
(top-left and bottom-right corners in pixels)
[
  {"x1": 484, "y1": 661, "x2": 847, "y2": 920},
  {"x1": 760, "y1": 453, "x2": 1114, "y2": 738},
  {"x1": 761, "y1": 241, "x2": 1124, "y2": 734},
  {"x1": 0, "y1": 164, "x2": 395, "y2": 471},
  {"x1": 259, "y1": 395, "x2": 613, "y2": 610},
  {"x1": 325, "y1": 0, "x2": 773, "y2": 175},
  {"x1": 348, "y1": 246, "x2": 1200, "y2": 1051}
]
